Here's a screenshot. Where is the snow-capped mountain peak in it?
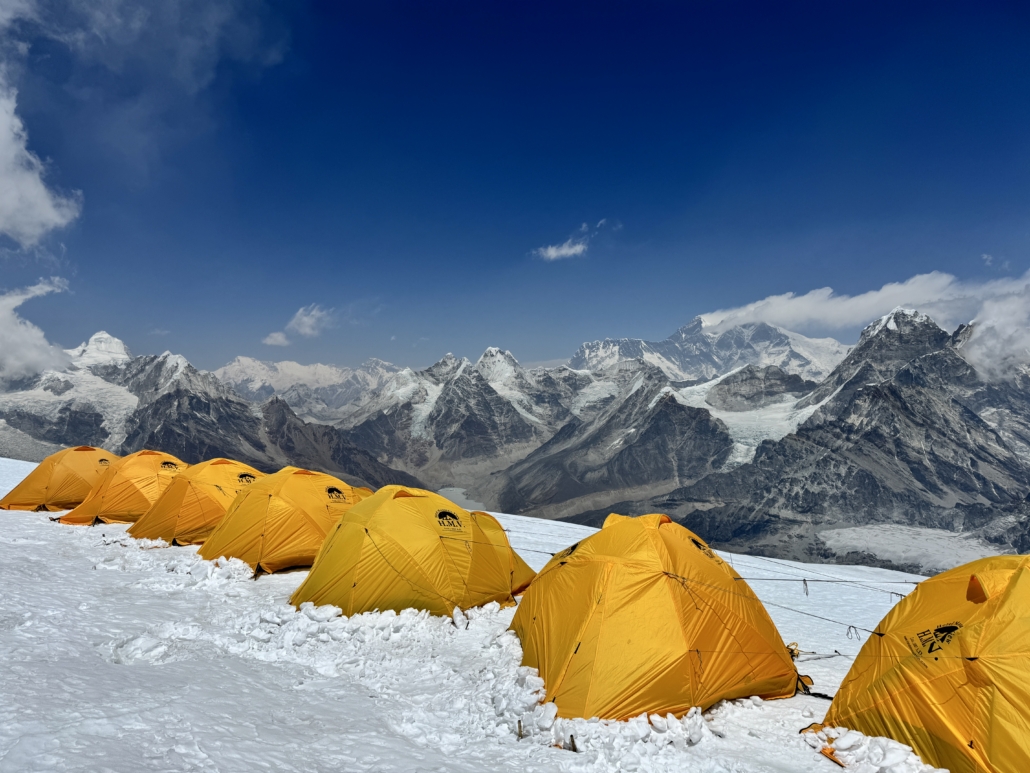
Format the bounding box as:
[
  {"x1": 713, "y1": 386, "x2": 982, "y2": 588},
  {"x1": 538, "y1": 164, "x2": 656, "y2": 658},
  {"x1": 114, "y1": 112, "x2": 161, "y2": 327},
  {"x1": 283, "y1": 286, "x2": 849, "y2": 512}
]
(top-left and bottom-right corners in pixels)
[
  {"x1": 211, "y1": 356, "x2": 401, "y2": 422},
  {"x1": 571, "y1": 318, "x2": 849, "y2": 382},
  {"x1": 65, "y1": 331, "x2": 132, "y2": 369},
  {"x1": 862, "y1": 308, "x2": 939, "y2": 340},
  {"x1": 475, "y1": 348, "x2": 527, "y2": 387},
  {"x1": 214, "y1": 356, "x2": 353, "y2": 396},
  {"x1": 424, "y1": 353, "x2": 470, "y2": 382}
]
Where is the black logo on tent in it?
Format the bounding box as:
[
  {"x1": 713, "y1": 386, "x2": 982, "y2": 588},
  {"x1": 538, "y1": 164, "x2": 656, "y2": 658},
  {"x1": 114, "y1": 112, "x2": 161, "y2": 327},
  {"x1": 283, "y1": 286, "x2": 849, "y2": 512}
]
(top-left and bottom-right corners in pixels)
[
  {"x1": 161, "y1": 461, "x2": 179, "y2": 470},
  {"x1": 691, "y1": 537, "x2": 716, "y2": 560},
  {"x1": 555, "y1": 542, "x2": 579, "y2": 560},
  {"x1": 917, "y1": 622, "x2": 962, "y2": 653},
  {"x1": 326, "y1": 486, "x2": 346, "y2": 501},
  {"x1": 238, "y1": 473, "x2": 256, "y2": 485},
  {"x1": 437, "y1": 511, "x2": 462, "y2": 530},
  {"x1": 98, "y1": 458, "x2": 110, "y2": 466}
]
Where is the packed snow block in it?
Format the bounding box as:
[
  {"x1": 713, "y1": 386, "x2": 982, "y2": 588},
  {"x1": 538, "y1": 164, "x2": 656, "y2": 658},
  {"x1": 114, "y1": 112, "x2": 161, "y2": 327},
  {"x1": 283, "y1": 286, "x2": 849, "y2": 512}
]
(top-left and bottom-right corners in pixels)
[
  {"x1": 0, "y1": 445, "x2": 119, "y2": 511},
  {"x1": 824, "y1": 554, "x2": 1030, "y2": 773},
  {"x1": 199, "y1": 466, "x2": 370, "y2": 574},
  {"x1": 128, "y1": 458, "x2": 264, "y2": 544},
  {"x1": 59, "y1": 449, "x2": 186, "y2": 525},
  {"x1": 290, "y1": 486, "x2": 536, "y2": 616},
  {"x1": 510, "y1": 513, "x2": 800, "y2": 720}
]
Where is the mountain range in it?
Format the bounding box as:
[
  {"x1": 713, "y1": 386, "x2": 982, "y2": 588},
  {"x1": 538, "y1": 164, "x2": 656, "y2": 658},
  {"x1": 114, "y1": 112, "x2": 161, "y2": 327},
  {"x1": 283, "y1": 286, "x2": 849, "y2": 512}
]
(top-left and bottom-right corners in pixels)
[
  {"x1": 3, "y1": 312, "x2": 1028, "y2": 574},
  {"x1": 0, "y1": 334, "x2": 420, "y2": 490}
]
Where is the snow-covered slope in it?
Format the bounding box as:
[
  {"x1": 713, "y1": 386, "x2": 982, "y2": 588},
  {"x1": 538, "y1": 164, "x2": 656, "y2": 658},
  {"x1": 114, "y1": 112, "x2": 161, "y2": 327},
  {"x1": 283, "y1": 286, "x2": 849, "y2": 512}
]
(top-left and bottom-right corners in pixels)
[
  {"x1": 215, "y1": 356, "x2": 355, "y2": 396},
  {"x1": 213, "y1": 356, "x2": 400, "y2": 423},
  {"x1": 65, "y1": 331, "x2": 133, "y2": 368},
  {"x1": 0, "y1": 456, "x2": 940, "y2": 773},
  {"x1": 670, "y1": 368, "x2": 826, "y2": 468},
  {"x1": 570, "y1": 318, "x2": 849, "y2": 382},
  {"x1": 338, "y1": 350, "x2": 624, "y2": 491}
]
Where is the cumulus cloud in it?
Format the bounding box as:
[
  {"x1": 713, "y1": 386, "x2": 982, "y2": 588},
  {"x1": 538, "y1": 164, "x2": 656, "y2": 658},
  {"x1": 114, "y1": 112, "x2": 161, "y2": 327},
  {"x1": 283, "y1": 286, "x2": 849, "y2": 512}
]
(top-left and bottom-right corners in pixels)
[
  {"x1": 533, "y1": 219, "x2": 613, "y2": 261},
  {"x1": 0, "y1": 0, "x2": 285, "y2": 230},
  {"x1": 0, "y1": 73, "x2": 82, "y2": 247},
  {"x1": 286, "y1": 303, "x2": 334, "y2": 337},
  {"x1": 963, "y1": 286, "x2": 1030, "y2": 380},
  {"x1": 700, "y1": 269, "x2": 1030, "y2": 379},
  {"x1": 261, "y1": 331, "x2": 289, "y2": 347},
  {"x1": 262, "y1": 303, "x2": 334, "y2": 346},
  {"x1": 0, "y1": 276, "x2": 71, "y2": 381}
]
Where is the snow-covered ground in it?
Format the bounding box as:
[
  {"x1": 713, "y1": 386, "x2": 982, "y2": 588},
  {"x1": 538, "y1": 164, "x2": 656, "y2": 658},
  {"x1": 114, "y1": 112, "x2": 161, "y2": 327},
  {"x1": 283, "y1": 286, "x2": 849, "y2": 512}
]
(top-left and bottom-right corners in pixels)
[{"x1": 0, "y1": 457, "x2": 943, "y2": 772}]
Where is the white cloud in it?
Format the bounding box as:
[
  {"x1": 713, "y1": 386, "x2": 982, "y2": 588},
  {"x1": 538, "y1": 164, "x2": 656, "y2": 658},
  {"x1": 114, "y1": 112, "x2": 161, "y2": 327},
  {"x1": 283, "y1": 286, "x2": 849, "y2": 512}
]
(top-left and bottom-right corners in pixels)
[
  {"x1": 534, "y1": 218, "x2": 614, "y2": 262},
  {"x1": 700, "y1": 269, "x2": 1030, "y2": 378},
  {"x1": 0, "y1": 76, "x2": 82, "y2": 247},
  {"x1": 262, "y1": 331, "x2": 289, "y2": 347},
  {"x1": 285, "y1": 303, "x2": 333, "y2": 337},
  {"x1": 963, "y1": 286, "x2": 1030, "y2": 380},
  {"x1": 262, "y1": 302, "x2": 334, "y2": 346},
  {"x1": 0, "y1": 0, "x2": 286, "y2": 202},
  {"x1": 982, "y1": 253, "x2": 993, "y2": 267},
  {"x1": 534, "y1": 238, "x2": 589, "y2": 261},
  {"x1": 0, "y1": 276, "x2": 71, "y2": 381}
]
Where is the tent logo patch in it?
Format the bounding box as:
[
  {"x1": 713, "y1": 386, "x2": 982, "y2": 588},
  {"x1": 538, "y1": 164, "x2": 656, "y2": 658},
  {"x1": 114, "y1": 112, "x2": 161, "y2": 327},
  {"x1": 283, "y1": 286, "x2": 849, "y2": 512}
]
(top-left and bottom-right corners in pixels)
[
  {"x1": 326, "y1": 486, "x2": 346, "y2": 501},
  {"x1": 437, "y1": 511, "x2": 462, "y2": 530},
  {"x1": 691, "y1": 537, "x2": 716, "y2": 560},
  {"x1": 98, "y1": 458, "x2": 110, "y2": 466},
  {"x1": 917, "y1": 622, "x2": 962, "y2": 653},
  {"x1": 238, "y1": 473, "x2": 256, "y2": 485},
  {"x1": 161, "y1": 461, "x2": 179, "y2": 470},
  {"x1": 555, "y1": 542, "x2": 579, "y2": 560}
]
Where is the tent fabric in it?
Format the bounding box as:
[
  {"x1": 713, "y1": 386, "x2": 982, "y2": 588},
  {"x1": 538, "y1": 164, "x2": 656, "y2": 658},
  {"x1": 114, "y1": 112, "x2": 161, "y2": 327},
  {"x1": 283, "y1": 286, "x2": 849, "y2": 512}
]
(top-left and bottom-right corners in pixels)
[
  {"x1": 289, "y1": 486, "x2": 537, "y2": 616},
  {"x1": 474, "y1": 510, "x2": 536, "y2": 595},
  {"x1": 510, "y1": 513, "x2": 799, "y2": 720},
  {"x1": 823, "y1": 555, "x2": 1030, "y2": 773},
  {"x1": 198, "y1": 467, "x2": 368, "y2": 574},
  {"x1": 0, "y1": 446, "x2": 120, "y2": 512},
  {"x1": 127, "y1": 458, "x2": 264, "y2": 544},
  {"x1": 59, "y1": 450, "x2": 188, "y2": 525}
]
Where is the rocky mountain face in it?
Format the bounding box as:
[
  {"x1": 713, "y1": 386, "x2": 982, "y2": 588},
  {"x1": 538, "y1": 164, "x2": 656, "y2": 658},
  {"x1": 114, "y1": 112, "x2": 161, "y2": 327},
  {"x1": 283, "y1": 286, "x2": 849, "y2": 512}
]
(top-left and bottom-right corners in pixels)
[
  {"x1": 570, "y1": 317, "x2": 849, "y2": 382},
  {"x1": 0, "y1": 333, "x2": 419, "y2": 489},
  {"x1": 574, "y1": 310, "x2": 1030, "y2": 570},
  {"x1": 483, "y1": 361, "x2": 735, "y2": 519},
  {"x1": 214, "y1": 356, "x2": 399, "y2": 423},
  {"x1": 336, "y1": 349, "x2": 581, "y2": 489},
  {"x1": 704, "y1": 365, "x2": 816, "y2": 411}
]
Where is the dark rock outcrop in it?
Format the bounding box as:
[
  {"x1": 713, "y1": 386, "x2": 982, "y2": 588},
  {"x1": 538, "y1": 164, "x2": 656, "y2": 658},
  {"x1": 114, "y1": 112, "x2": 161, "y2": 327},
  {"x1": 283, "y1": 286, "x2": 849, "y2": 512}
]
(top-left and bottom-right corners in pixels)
[{"x1": 705, "y1": 365, "x2": 816, "y2": 411}]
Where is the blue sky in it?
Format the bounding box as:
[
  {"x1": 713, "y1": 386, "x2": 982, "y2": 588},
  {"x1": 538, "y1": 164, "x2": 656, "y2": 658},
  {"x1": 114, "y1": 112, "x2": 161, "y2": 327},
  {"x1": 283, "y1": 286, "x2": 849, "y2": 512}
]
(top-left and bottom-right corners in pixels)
[{"x1": 3, "y1": 1, "x2": 1030, "y2": 370}]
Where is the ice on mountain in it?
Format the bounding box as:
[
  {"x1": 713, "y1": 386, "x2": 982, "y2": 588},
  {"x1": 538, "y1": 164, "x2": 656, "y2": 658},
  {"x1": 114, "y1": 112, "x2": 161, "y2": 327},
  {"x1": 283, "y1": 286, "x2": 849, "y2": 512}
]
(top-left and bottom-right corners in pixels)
[{"x1": 65, "y1": 331, "x2": 132, "y2": 368}]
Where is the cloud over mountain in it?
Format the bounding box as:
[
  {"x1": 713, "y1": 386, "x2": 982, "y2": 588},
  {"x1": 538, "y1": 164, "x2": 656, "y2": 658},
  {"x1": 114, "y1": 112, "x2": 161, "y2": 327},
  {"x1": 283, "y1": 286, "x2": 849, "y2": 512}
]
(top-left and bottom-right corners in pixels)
[
  {"x1": 0, "y1": 277, "x2": 70, "y2": 381},
  {"x1": 701, "y1": 270, "x2": 1030, "y2": 377}
]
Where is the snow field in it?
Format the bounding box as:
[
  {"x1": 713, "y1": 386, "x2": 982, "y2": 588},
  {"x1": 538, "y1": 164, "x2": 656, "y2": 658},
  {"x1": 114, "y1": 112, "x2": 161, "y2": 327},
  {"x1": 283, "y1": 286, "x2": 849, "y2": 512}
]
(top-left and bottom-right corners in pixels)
[{"x1": 0, "y1": 457, "x2": 943, "y2": 772}]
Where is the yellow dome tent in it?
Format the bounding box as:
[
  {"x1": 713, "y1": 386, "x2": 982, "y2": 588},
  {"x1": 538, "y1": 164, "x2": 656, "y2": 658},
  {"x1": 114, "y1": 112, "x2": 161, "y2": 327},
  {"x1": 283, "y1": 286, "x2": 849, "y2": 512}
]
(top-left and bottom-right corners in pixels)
[
  {"x1": 127, "y1": 458, "x2": 265, "y2": 544},
  {"x1": 198, "y1": 466, "x2": 369, "y2": 574},
  {"x1": 59, "y1": 450, "x2": 187, "y2": 525},
  {"x1": 289, "y1": 486, "x2": 537, "y2": 615},
  {"x1": 510, "y1": 513, "x2": 800, "y2": 720},
  {"x1": 0, "y1": 446, "x2": 120, "y2": 512},
  {"x1": 821, "y1": 555, "x2": 1030, "y2": 773}
]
